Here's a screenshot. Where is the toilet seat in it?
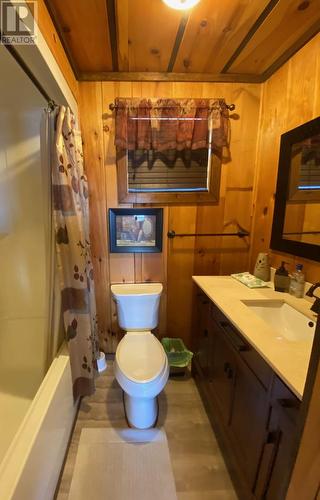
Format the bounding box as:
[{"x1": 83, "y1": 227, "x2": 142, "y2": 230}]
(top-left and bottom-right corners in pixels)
[{"x1": 116, "y1": 332, "x2": 166, "y2": 384}]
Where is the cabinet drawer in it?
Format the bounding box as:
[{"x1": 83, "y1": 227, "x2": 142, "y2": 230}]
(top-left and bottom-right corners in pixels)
[
  {"x1": 241, "y1": 349, "x2": 273, "y2": 391},
  {"x1": 271, "y1": 375, "x2": 301, "y2": 424},
  {"x1": 211, "y1": 302, "x2": 272, "y2": 390}
]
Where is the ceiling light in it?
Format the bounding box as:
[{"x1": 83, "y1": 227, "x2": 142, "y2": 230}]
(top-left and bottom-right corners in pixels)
[{"x1": 162, "y1": 0, "x2": 200, "y2": 10}]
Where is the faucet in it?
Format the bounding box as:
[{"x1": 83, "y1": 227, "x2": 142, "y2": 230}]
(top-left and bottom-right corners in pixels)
[{"x1": 306, "y1": 282, "x2": 320, "y2": 314}]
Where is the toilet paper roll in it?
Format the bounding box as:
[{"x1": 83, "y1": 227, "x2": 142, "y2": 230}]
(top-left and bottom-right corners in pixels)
[{"x1": 97, "y1": 351, "x2": 107, "y2": 373}]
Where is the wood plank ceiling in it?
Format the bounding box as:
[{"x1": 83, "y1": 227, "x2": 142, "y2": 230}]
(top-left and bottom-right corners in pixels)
[{"x1": 45, "y1": 0, "x2": 320, "y2": 82}]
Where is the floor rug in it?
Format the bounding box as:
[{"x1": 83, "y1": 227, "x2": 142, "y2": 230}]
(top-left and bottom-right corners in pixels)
[{"x1": 68, "y1": 427, "x2": 177, "y2": 500}]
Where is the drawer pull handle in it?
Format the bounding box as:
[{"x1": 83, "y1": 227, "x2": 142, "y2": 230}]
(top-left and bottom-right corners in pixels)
[
  {"x1": 224, "y1": 362, "x2": 230, "y2": 373},
  {"x1": 219, "y1": 321, "x2": 249, "y2": 352},
  {"x1": 277, "y1": 398, "x2": 300, "y2": 410},
  {"x1": 266, "y1": 429, "x2": 281, "y2": 444},
  {"x1": 227, "y1": 367, "x2": 234, "y2": 379}
]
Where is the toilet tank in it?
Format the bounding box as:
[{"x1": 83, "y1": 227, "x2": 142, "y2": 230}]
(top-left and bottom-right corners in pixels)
[{"x1": 111, "y1": 283, "x2": 163, "y2": 331}]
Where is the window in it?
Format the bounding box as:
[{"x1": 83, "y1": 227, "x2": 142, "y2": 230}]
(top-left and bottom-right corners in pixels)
[{"x1": 114, "y1": 98, "x2": 229, "y2": 204}]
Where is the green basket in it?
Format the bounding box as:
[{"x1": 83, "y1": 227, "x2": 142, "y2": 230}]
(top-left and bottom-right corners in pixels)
[{"x1": 161, "y1": 337, "x2": 193, "y2": 368}]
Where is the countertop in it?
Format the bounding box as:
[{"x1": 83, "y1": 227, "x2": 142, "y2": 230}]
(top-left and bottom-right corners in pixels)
[{"x1": 192, "y1": 275, "x2": 318, "y2": 400}]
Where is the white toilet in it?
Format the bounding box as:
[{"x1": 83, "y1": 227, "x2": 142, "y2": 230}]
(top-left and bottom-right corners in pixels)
[{"x1": 111, "y1": 283, "x2": 169, "y2": 429}]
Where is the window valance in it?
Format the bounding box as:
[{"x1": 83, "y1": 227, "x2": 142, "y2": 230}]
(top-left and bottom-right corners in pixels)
[{"x1": 114, "y1": 98, "x2": 230, "y2": 152}]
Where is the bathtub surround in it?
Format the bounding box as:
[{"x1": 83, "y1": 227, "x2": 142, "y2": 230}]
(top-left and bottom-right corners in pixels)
[{"x1": 52, "y1": 106, "x2": 99, "y2": 398}]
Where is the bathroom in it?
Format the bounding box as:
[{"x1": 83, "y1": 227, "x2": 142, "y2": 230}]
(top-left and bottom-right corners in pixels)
[{"x1": 0, "y1": 0, "x2": 320, "y2": 498}]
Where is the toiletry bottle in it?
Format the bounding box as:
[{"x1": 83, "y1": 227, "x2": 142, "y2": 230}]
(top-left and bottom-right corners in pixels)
[
  {"x1": 289, "y1": 264, "x2": 305, "y2": 298},
  {"x1": 274, "y1": 262, "x2": 290, "y2": 292}
]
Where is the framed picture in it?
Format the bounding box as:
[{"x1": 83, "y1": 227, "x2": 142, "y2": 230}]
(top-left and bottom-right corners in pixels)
[{"x1": 108, "y1": 208, "x2": 163, "y2": 253}]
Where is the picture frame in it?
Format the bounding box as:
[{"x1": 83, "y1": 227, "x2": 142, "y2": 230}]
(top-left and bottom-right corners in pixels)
[{"x1": 108, "y1": 208, "x2": 163, "y2": 253}]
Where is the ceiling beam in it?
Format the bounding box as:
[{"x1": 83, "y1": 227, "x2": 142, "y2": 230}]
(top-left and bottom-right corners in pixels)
[
  {"x1": 167, "y1": 12, "x2": 189, "y2": 72},
  {"x1": 106, "y1": 0, "x2": 119, "y2": 71},
  {"x1": 78, "y1": 71, "x2": 263, "y2": 83},
  {"x1": 115, "y1": 0, "x2": 129, "y2": 71},
  {"x1": 221, "y1": 0, "x2": 280, "y2": 74}
]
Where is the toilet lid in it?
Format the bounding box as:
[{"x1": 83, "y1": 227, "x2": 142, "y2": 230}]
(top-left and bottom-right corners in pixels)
[{"x1": 116, "y1": 333, "x2": 166, "y2": 383}]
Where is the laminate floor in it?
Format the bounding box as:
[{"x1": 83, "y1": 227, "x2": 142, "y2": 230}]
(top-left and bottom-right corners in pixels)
[{"x1": 55, "y1": 360, "x2": 237, "y2": 500}]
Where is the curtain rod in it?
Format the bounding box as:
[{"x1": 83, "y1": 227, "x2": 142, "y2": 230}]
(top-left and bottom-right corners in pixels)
[{"x1": 109, "y1": 102, "x2": 236, "y2": 111}]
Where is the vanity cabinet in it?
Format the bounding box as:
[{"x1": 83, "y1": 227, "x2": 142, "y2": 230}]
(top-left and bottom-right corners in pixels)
[{"x1": 192, "y1": 288, "x2": 301, "y2": 500}]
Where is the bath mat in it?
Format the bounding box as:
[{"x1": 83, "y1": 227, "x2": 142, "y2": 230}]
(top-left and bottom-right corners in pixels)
[{"x1": 68, "y1": 427, "x2": 177, "y2": 500}]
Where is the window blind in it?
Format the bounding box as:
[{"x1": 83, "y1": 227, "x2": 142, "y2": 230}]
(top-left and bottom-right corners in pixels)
[{"x1": 128, "y1": 148, "x2": 209, "y2": 193}]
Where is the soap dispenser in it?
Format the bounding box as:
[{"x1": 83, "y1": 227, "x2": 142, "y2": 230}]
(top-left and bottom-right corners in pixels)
[{"x1": 274, "y1": 261, "x2": 290, "y2": 292}]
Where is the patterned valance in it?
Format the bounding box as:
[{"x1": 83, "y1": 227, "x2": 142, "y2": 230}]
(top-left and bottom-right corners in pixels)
[{"x1": 114, "y1": 98, "x2": 230, "y2": 151}]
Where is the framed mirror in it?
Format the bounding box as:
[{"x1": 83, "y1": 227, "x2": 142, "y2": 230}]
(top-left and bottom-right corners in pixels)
[{"x1": 271, "y1": 116, "x2": 320, "y2": 262}]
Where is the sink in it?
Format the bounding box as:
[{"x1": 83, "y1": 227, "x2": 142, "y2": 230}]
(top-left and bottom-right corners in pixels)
[{"x1": 242, "y1": 300, "x2": 316, "y2": 342}]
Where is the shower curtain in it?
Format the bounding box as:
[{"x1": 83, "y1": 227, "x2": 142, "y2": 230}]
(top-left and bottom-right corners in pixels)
[{"x1": 51, "y1": 106, "x2": 99, "y2": 399}]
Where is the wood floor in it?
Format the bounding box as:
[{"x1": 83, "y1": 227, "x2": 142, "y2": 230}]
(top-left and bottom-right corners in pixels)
[{"x1": 55, "y1": 360, "x2": 237, "y2": 500}]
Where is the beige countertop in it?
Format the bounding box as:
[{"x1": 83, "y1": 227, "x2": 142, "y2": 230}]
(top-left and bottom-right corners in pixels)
[{"x1": 192, "y1": 275, "x2": 318, "y2": 400}]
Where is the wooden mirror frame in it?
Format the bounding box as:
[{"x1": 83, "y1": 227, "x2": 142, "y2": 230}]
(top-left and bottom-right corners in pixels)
[{"x1": 270, "y1": 116, "x2": 320, "y2": 262}]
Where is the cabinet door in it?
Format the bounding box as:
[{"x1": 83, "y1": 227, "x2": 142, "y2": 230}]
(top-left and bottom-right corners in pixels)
[
  {"x1": 193, "y1": 292, "x2": 211, "y2": 376},
  {"x1": 255, "y1": 377, "x2": 301, "y2": 499},
  {"x1": 209, "y1": 325, "x2": 236, "y2": 424},
  {"x1": 229, "y1": 355, "x2": 269, "y2": 490}
]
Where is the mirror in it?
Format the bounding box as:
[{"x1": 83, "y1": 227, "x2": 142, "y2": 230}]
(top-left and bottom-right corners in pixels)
[{"x1": 271, "y1": 116, "x2": 320, "y2": 262}]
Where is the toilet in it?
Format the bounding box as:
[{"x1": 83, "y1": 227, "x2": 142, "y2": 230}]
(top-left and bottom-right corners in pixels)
[{"x1": 111, "y1": 283, "x2": 169, "y2": 429}]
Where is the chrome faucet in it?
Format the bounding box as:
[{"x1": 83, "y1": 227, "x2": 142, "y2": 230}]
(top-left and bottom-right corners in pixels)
[{"x1": 306, "y1": 282, "x2": 320, "y2": 314}]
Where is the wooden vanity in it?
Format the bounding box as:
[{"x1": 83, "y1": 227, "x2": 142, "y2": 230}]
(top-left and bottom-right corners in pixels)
[{"x1": 191, "y1": 276, "x2": 315, "y2": 499}]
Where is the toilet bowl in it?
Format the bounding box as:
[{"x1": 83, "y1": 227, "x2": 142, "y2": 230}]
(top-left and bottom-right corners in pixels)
[{"x1": 111, "y1": 283, "x2": 169, "y2": 429}]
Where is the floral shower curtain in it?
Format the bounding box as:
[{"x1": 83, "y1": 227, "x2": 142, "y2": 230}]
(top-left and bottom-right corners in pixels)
[{"x1": 52, "y1": 106, "x2": 99, "y2": 399}]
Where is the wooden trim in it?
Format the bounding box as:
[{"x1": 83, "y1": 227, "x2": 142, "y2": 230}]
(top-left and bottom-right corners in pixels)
[
  {"x1": 260, "y1": 21, "x2": 320, "y2": 82},
  {"x1": 78, "y1": 71, "x2": 263, "y2": 83},
  {"x1": 43, "y1": 0, "x2": 79, "y2": 79},
  {"x1": 221, "y1": 0, "x2": 280, "y2": 74},
  {"x1": 167, "y1": 12, "x2": 190, "y2": 72},
  {"x1": 106, "y1": 0, "x2": 119, "y2": 71},
  {"x1": 116, "y1": 150, "x2": 221, "y2": 205}
]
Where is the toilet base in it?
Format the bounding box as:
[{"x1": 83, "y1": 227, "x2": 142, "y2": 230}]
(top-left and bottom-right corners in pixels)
[{"x1": 123, "y1": 392, "x2": 159, "y2": 429}]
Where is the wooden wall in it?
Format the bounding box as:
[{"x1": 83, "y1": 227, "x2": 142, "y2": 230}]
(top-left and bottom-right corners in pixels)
[
  {"x1": 250, "y1": 34, "x2": 320, "y2": 282},
  {"x1": 36, "y1": 0, "x2": 79, "y2": 100},
  {"x1": 79, "y1": 81, "x2": 261, "y2": 351}
]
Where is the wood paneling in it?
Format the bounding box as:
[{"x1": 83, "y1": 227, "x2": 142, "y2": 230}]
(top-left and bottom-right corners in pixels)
[
  {"x1": 228, "y1": 0, "x2": 320, "y2": 75},
  {"x1": 250, "y1": 33, "x2": 320, "y2": 282},
  {"x1": 36, "y1": 0, "x2": 79, "y2": 99},
  {"x1": 173, "y1": 0, "x2": 270, "y2": 73},
  {"x1": 79, "y1": 80, "x2": 261, "y2": 350},
  {"x1": 126, "y1": 1, "x2": 183, "y2": 72},
  {"x1": 44, "y1": 0, "x2": 320, "y2": 82},
  {"x1": 47, "y1": 0, "x2": 113, "y2": 72},
  {"x1": 78, "y1": 82, "x2": 111, "y2": 352}
]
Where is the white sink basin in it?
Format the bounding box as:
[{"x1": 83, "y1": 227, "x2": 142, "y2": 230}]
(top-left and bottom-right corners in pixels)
[{"x1": 242, "y1": 300, "x2": 316, "y2": 342}]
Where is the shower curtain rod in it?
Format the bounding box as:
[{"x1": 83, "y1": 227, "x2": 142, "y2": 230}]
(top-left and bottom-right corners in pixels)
[
  {"x1": 109, "y1": 102, "x2": 236, "y2": 111},
  {"x1": 3, "y1": 40, "x2": 57, "y2": 110}
]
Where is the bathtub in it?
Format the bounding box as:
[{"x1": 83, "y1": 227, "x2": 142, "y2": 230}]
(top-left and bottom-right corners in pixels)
[{"x1": 0, "y1": 344, "x2": 77, "y2": 500}]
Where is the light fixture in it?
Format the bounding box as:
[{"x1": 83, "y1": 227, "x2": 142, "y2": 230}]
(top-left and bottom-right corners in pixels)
[{"x1": 162, "y1": 0, "x2": 200, "y2": 10}]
